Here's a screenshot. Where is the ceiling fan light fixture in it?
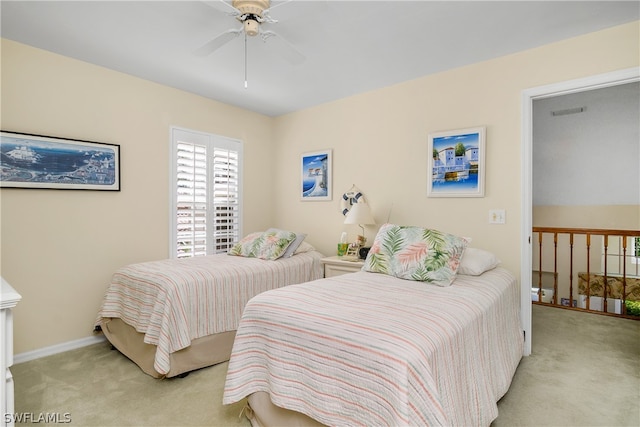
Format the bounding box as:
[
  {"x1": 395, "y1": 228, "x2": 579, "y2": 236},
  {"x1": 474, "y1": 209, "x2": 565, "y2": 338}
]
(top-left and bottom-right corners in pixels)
[
  {"x1": 243, "y1": 19, "x2": 260, "y2": 37},
  {"x1": 197, "y1": 0, "x2": 305, "y2": 73}
]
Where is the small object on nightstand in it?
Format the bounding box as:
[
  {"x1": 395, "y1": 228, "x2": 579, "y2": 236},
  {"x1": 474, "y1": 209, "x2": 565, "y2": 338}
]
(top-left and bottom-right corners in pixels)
[
  {"x1": 337, "y1": 243, "x2": 348, "y2": 256},
  {"x1": 345, "y1": 243, "x2": 359, "y2": 258},
  {"x1": 359, "y1": 246, "x2": 371, "y2": 260}
]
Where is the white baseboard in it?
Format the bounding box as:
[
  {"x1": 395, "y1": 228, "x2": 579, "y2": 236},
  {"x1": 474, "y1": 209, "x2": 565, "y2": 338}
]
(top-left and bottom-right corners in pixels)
[{"x1": 14, "y1": 334, "x2": 107, "y2": 364}]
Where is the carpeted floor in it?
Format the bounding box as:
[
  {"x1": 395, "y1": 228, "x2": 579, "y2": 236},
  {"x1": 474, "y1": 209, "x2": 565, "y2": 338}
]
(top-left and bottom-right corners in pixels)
[
  {"x1": 12, "y1": 343, "x2": 249, "y2": 426},
  {"x1": 12, "y1": 304, "x2": 640, "y2": 426},
  {"x1": 492, "y1": 305, "x2": 639, "y2": 427}
]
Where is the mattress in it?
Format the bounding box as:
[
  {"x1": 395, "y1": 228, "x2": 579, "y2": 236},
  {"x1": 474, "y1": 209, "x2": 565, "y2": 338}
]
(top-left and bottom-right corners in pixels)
[
  {"x1": 223, "y1": 268, "x2": 523, "y2": 426},
  {"x1": 96, "y1": 250, "x2": 324, "y2": 376}
]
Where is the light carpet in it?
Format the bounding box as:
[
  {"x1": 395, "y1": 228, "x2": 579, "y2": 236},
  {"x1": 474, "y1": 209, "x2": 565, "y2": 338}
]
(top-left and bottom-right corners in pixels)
[{"x1": 12, "y1": 304, "x2": 639, "y2": 426}]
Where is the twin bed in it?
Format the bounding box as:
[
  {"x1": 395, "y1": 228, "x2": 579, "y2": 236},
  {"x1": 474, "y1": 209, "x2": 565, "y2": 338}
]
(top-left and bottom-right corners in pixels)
[
  {"x1": 223, "y1": 224, "x2": 523, "y2": 426},
  {"x1": 95, "y1": 229, "x2": 324, "y2": 378},
  {"x1": 224, "y1": 268, "x2": 522, "y2": 426},
  {"x1": 97, "y1": 224, "x2": 523, "y2": 425}
]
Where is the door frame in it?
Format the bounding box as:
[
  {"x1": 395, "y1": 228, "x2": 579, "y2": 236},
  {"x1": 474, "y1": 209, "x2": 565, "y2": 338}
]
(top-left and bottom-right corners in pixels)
[{"x1": 520, "y1": 67, "x2": 639, "y2": 355}]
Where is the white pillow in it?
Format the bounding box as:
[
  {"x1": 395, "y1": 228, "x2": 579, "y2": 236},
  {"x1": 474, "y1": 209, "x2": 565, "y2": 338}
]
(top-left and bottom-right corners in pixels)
[
  {"x1": 280, "y1": 231, "x2": 307, "y2": 258},
  {"x1": 293, "y1": 241, "x2": 316, "y2": 255},
  {"x1": 458, "y1": 247, "x2": 500, "y2": 276}
]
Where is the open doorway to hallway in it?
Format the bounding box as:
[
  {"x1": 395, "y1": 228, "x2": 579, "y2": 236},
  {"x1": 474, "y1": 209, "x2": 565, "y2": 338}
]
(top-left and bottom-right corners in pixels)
[
  {"x1": 521, "y1": 67, "x2": 640, "y2": 355},
  {"x1": 531, "y1": 82, "x2": 640, "y2": 313}
]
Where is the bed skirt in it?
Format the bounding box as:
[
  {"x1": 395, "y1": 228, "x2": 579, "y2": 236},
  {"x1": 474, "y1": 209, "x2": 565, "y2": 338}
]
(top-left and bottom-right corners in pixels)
[
  {"x1": 246, "y1": 392, "x2": 326, "y2": 427},
  {"x1": 100, "y1": 317, "x2": 236, "y2": 378}
]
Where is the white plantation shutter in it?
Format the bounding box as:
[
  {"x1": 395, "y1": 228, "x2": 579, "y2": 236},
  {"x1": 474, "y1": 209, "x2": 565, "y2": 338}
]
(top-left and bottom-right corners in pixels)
[
  {"x1": 176, "y1": 143, "x2": 208, "y2": 257},
  {"x1": 171, "y1": 128, "x2": 242, "y2": 259},
  {"x1": 212, "y1": 147, "x2": 240, "y2": 253}
]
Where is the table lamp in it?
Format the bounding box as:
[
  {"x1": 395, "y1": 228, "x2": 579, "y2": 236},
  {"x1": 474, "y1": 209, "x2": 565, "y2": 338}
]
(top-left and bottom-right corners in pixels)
[{"x1": 344, "y1": 202, "x2": 375, "y2": 247}]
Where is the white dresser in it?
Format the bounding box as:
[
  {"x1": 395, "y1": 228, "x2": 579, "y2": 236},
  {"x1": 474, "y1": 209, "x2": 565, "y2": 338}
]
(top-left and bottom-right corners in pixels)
[{"x1": 1, "y1": 278, "x2": 21, "y2": 427}]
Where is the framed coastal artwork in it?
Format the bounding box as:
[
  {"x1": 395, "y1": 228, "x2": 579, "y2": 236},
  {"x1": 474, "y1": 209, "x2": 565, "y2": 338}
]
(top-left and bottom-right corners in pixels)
[
  {"x1": 301, "y1": 149, "x2": 332, "y2": 201},
  {"x1": 0, "y1": 131, "x2": 120, "y2": 191},
  {"x1": 427, "y1": 127, "x2": 485, "y2": 198}
]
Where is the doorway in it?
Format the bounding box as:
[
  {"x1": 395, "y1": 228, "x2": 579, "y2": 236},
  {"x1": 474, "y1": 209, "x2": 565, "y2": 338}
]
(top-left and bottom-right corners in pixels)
[{"x1": 520, "y1": 67, "x2": 640, "y2": 355}]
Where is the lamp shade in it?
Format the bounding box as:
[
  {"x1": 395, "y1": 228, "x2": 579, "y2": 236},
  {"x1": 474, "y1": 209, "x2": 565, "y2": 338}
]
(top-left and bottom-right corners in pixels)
[{"x1": 344, "y1": 202, "x2": 375, "y2": 225}]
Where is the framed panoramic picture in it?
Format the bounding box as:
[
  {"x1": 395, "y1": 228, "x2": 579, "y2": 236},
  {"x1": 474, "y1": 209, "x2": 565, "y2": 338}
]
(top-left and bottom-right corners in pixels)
[
  {"x1": 0, "y1": 131, "x2": 120, "y2": 191},
  {"x1": 427, "y1": 127, "x2": 485, "y2": 198},
  {"x1": 301, "y1": 149, "x2": 332, "y2": 201}
]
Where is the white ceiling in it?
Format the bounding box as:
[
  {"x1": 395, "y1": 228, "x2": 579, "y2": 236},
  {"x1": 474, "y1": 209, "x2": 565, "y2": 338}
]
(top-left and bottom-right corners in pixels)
[{"x1": 1, "y1": 1, "x2": 638, "y2": 117}]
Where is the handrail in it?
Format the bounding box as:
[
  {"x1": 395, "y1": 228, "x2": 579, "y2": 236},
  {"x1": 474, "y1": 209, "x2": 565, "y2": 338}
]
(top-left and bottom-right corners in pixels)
[
  {"x1": 533, "y1": 227, "x2": 639, "y2": 237},
  {"x1": 532, "y1": 226, "x2": 640, "y2": 320}
]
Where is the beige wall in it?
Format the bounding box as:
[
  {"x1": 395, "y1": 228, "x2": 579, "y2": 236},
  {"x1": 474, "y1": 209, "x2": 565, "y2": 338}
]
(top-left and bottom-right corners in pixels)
[
  {"x1": 533, "y1": 206, "x2": 639, "y2": 230},
  {"x1": 273, "y1": 21, "x2": 640, "y2": 268},
  {"x1": 2, "y1": 21, "x2": 638, "y2": 354},
  {"x1": 1, "y1": 39, "x2": 275, "y2": 354}
]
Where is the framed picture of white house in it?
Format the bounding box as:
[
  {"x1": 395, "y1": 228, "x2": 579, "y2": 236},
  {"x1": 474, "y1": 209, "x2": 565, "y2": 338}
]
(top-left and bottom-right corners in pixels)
[
  {"x1": 427, "y1": 127, "x2": 485, "y2": 198},
  {"x1": 301, "y1": 149, "x2": 332, "y2": 201}
]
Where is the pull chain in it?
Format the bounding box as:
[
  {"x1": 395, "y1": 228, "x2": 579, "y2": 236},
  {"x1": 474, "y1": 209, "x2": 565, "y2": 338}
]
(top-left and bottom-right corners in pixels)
[{"x1": 244, "y1": 32, "x2": 248, "y2": 89}]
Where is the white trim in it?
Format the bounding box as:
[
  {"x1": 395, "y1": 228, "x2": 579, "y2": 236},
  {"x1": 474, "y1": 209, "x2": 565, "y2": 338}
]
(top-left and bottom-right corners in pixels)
[
  {"x1": 13, "y1": 334, "x2": 106, "y2": 364},
  {"x1": 520, "y1": 67, "x2": 640, "y2": 356},
  {"x1": 520, "y1": 89, "x2": 534, "y2": 356}
]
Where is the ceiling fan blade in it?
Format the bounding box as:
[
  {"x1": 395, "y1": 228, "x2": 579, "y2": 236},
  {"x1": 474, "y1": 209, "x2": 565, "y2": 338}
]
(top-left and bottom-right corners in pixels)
[
  {"x1": 195, "y1": 27, "x2": 243, "y2": 56},
  {"x1": 261, "y1": 30, "x2": 305, "y2": 65},
  {"x1": 261, "y1": 0, "x2": 294, "y2": 23},
  {"x1": 201, "y1": 0, "x2": 240, "y2": 16}
]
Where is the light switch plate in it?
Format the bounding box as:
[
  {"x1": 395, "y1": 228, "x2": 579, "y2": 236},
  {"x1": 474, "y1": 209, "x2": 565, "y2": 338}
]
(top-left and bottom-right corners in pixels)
[{"x1": 489, "y1": 209, "x2": 506, "y2": 224}]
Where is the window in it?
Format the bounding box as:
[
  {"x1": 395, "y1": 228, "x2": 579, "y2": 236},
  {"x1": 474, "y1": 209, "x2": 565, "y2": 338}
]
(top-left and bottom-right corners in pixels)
[
  {"x1": 602, "y1": 235, "x2": 640, "y2": 276},
  {"x1": 170, "y1": 128, "x2": 242, "y2": 259}
]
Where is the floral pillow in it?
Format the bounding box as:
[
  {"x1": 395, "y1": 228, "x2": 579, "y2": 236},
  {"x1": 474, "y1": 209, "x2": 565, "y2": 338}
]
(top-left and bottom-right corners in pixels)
[
  {"x1": 228, "y1": 231, "x2": 263, "y2": 257},
  {"x1": 228, "y1": 229, "x2": 297, "y2": 260},
  {"x1": 362, "y1": 223, "x2": 469, "y2": 286}
]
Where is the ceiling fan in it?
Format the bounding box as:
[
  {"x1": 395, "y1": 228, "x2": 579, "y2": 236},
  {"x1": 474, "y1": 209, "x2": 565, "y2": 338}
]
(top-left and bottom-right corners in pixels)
[{"x1": 197, "y1": 0, "x2": 305, "y2": 65}]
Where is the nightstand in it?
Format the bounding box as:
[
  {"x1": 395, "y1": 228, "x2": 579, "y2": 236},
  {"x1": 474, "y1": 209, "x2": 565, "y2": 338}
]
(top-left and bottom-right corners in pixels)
[{"x1": 321, "y1": 256, "x2": 365, "y2": 278}]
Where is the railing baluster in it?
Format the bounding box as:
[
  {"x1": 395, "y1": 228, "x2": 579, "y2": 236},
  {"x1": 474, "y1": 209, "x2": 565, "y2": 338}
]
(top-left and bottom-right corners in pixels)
[
  {"x1": 586, "y1": 233, "x2": 591, "y2": 311},
  {"x1": 569, "y1": 233, "x2": 574, "y2": 308},
  {"x1": 622, "y1": 238, "x2": 628, "y2": 316},
  {"x1": 603, "y1": 235, "x2": 608, "y2": 313},
  {"x1": 537, "y1": 231, "x2": 543, "y2": 302},
  {"x1": 553, "y1": 232, "x2": 558, "y2": 305},
  {"x1": 530, "y1": 227, "x2": 639, "y2": 320}
]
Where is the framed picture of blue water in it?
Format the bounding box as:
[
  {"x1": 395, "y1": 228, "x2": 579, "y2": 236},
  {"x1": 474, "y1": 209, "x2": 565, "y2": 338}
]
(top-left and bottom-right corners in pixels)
[
  {"x1": 0, "y1": 131, "x2": 120, "y2": 191},
  {"x1": 301, "y1": 149, "x2": 332, "y2": 201},
  {"x1": 427, "y1": 127, "x2": 485, "y2": 198}
]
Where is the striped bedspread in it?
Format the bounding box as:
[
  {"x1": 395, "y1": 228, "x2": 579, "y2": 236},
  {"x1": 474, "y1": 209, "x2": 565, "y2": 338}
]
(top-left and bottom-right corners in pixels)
[
  {"x1": 223, "y1": 268, "x2": 523, "y2": 426},
  {"x1": 96, "y1": 251, "x2": 324, "y2": 375}
]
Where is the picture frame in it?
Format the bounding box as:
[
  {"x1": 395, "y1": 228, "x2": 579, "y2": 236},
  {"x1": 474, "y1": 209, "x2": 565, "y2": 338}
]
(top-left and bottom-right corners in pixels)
[
  {"x1": 301, "y1": 149, "x2": 332, "y2": 201},
  {"x1": 427, "y1": 126, "x2": 485, "y2": 198},
  {"x1": 0, "y1": 131, "x2": 120, "y2": 191}
]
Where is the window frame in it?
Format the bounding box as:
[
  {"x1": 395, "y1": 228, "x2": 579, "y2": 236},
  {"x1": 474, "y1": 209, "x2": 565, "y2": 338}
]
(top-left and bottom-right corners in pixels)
[{"x1": 169, "y1": 127, "x2": 243, "y2": 259}]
